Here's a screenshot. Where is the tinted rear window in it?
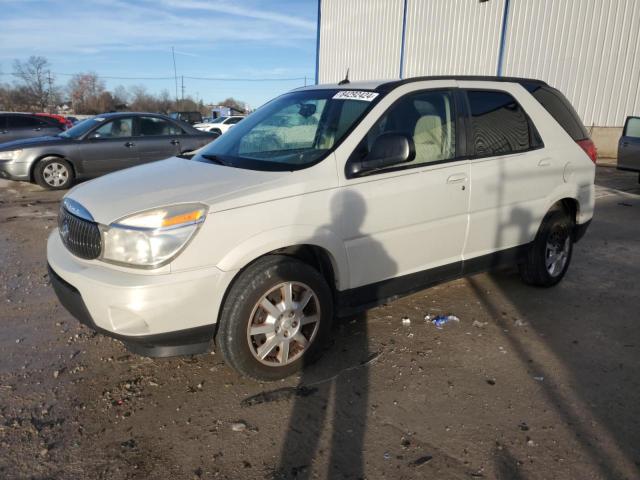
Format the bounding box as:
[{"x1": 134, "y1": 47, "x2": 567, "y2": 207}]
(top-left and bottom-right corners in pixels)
[
  {"x1": 467, "y1": 90, "x2": 541, "y2": 157},
  {"x1": 524, "y1": 84, "x2": 589, "y2": 141},
  {"x1": 7, "y1": 115, "x2": 43, "y2": 128}
]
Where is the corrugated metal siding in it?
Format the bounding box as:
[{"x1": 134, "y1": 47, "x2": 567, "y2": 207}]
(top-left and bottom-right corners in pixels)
[
  {"x1": 318, "y1": 0, "x2": 404, "y2": 83},
  {"x1": 403, "y1": 0, "x2": 505, "y2": 77},
  {"x1": 503, "y1": 0, "x2": 640, "y2": 127}
]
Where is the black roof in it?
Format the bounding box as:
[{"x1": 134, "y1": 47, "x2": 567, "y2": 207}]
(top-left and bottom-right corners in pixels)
[{"x1": 376, "y1": 75, "x2": 548, "y2": 93}]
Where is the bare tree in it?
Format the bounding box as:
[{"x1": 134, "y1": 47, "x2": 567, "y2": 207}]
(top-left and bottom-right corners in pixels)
[
  {"x1": 218, "y1": 97, "x2": 248, "y2": 114},
  {"x1": 12, "y1": 56, "x2": 55, "y2": 111},
  {"x1": 68, "y1": 72, "x2": 108, "y2": 114}
]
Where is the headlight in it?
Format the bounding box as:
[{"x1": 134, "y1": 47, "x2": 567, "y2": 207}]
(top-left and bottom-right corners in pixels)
[
  {"x1": 1, "y1": 150, "x2": 23, "y2": 161},
  {"x1": 101, "y1": 203, "x2": 207, "y2": 268}
]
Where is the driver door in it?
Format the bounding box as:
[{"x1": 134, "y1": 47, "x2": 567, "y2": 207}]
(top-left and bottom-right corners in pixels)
[
  {"x1": 79, "y1": 117, "x2": 139, "y2": 175},
  {"x1": 339, "y1": 88, "x2": 470, "y2": 292}
]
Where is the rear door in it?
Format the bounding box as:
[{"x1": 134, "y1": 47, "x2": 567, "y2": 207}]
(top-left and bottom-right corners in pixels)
[
  {"x1": 78, "y1": 117, "x2": 138, "y2": 175},
  {"x1": 458, "y1": 84, "x2": 557, "y2": 261},
  {"x1": 134, "y1": 116, "x2": 183, "y2": 163},
  {"x1": 618, "y1": 116, "x2": 640, "y2": 172},
  {"x1": 0, "y1": 116, "x2": 8, "y2": 143}
]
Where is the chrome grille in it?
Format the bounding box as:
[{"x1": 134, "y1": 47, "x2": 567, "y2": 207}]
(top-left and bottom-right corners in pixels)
[{"x1": 58, "y1": 206, "x2": 102, "y2": 260}]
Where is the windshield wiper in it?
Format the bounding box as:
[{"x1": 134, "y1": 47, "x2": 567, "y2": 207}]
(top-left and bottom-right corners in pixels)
[{"x1": 201, "y1": 154, "x2": 229, "y2": 166}]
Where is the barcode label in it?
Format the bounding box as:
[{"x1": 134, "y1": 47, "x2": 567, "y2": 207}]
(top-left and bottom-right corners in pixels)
[{"x1": 333, "y1": 91, "x2": 379, "y2": 102}]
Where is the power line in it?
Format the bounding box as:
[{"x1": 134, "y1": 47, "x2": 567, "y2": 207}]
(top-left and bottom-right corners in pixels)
[{"x1": 0, "y1": 72, "x2": 311, "y2": 82}]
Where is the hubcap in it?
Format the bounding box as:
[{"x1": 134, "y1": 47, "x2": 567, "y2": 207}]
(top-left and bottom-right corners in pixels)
[
  {"x1": 42, "y1": 162, "x2": 69, "y2": 187},
  {"x1": 545, "y1": 230, "x2": 570, "y2": 277},
  {"x1": 247, "y1": 281, "x2": 321, "y2": 367}
]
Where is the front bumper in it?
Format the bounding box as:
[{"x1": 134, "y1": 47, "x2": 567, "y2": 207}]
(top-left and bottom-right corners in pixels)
[
  {"x1": 47, "y1": 230, "x2": 231, "y2": 357},
  {"x1": 0, "y1": 160, "x2": 31, "y2": 181}
]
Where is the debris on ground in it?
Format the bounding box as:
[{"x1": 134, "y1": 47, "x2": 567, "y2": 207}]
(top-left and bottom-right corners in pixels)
[
  {"x1": 241, "y1": 386, "x2": 318, "y2": 407},
  {"x1": 231, "y1": 421, "x2": 247, "y2": 432},
  {"x1": 472, "y1": 320, "x2": 488, "y2": 328},
  {"x1": 533, "y1": 376, "x2": 544, "y2": 382},
  {"x1": 513, "y1": 319, "x2": 528, "y2": 327},
  {"x1": 431, "y1": 315, "x2": 460, "y2": 329},
  {"x1": 402, "y1": 317, "x2": 411, "y2": 326},
  {"x1": 424, "y1": 314, "x2": 433, "y2": 321},
  {"x1": 410, "y1": 455, "x2": 433, "y2": 467}
]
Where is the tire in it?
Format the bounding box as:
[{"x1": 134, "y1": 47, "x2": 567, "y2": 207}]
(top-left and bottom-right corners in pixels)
[
  {"x1": 519, "y1": 209, "x2": 574, "y2": 287},
  {"x1": 34, "y1": 157, "x2": 74, "y2": 190},
  {"x1": 216, "y1": 255, "x2": 333, "y2": 381},
  {"x1": 209, "y1": 128, "x2": 222, "y2": 135}
]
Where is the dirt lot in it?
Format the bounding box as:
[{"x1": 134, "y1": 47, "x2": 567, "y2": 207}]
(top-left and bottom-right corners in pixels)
[{"x1": 1, "y1": 167, "x2": 639, "y2": 480}]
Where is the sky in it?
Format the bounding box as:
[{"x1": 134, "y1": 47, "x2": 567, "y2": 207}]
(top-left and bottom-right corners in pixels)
[{"x1": 0, "y1": 0, "x2": 318, "y2": 109}]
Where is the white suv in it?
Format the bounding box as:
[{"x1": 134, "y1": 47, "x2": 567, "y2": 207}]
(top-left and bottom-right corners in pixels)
[{"x1": 48, "y1": 77, "x2": 596, "y2": 381}]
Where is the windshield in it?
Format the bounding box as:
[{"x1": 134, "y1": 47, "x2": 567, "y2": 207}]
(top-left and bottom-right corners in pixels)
[
  {"x1": 58, "y1": 116, "x2": 104, "y2": 138},
  {"x1": 194, "y1": 89, "x2": 379, "y2": 171}
]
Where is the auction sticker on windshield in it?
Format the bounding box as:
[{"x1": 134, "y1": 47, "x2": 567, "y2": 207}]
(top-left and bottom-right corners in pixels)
[{"x1": 333, "y1": 91, "x2": 379, "y2": 102}]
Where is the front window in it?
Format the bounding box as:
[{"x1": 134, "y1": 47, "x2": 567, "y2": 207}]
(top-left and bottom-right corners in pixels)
[
  {"x1": 58, "y1": 117, "x2": 105, "y2": 138},
  {"x1": 194, "y1": 89, "x2": 379, "y2": 171}
]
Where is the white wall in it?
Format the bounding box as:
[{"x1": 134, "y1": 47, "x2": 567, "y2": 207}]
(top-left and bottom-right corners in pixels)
[
  {"x1": 318, "y1": 0, "x2": 640, "y2": 127},
  {"x1": 502, "y1": 0, "x2": 640, "y2": 128},
  {"x1": 318, "y1": 0, "x2": 404, "y2": 83},
  {"x1": 403, "y1": 0, "x2": 504, "y2": 77}
]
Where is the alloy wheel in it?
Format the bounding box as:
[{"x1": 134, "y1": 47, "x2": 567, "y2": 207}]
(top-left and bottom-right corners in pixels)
[{"x1": 246, "y1": 281, "x2": 321, "y2": 367}]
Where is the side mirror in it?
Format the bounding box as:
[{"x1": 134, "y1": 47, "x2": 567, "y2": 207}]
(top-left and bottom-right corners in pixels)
[{"x1": 348, "y1": 133, "x2": 414, "y2": 176}]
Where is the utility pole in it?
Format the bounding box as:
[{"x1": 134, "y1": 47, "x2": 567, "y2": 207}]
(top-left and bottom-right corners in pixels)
[
  {"x1": 171, "y1": 47, "x2": 178, "y2": 108},
  {"x1": 181, "y1": 75, "x2": 185, "y2": 109}
]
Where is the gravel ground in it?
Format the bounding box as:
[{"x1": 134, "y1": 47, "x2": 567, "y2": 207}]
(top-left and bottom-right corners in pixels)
[{"x1": 0, "y1": 167, "x2": 639, "y2": 480}]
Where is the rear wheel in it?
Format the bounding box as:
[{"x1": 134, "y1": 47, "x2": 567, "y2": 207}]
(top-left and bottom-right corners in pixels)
[
  {"x1": 34, "y1": 158, "x2": 74, "y2": 190},
  {"x1": 519, "y1": 210, "x2": 574, "y2": 287},
  {"x1": 216, "y1": 255, "x2": 333, "y2": 381}
]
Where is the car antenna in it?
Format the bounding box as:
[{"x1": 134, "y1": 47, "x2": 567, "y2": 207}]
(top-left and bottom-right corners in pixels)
[{"x1": 338, "y1": 68, "x2": 350, "y2": 85}]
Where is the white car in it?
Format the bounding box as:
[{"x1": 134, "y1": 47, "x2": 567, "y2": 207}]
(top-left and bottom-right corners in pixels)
[
  {"x1": 48, "y1": 76, "x2": 596, "y2": 381},
  {"x1": 193, "y1": 116, "x2": 244, "y2": 136}
]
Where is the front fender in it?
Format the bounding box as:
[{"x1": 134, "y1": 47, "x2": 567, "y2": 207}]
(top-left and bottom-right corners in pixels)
[{"x1": 216, "y1": 225, "x2": 349, "y2": 290}]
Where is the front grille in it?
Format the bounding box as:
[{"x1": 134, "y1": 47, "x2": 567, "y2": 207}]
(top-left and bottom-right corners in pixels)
[{"x1": 58, "y1": 207, "x2": 102, "y2": 260}]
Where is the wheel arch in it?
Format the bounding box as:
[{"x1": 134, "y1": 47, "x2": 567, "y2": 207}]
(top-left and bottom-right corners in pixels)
[{"x1": 30, "y1": 154, "x2": 76, "y2": 182}]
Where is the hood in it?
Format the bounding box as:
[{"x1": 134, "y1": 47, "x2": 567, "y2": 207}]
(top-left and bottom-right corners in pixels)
[
  {"x1": 66, "y1": 156, "x2": 337, "y2": 224},
  {"x1": 0, "y1": 135, "x2": 65, "y2": 150}
]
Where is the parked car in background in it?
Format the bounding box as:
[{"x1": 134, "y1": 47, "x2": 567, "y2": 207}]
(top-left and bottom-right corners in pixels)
[
  {"x1": 47, "y1": 76, "x2": 595, "y2": 381},
  {"x1": 36, "y1": 113, "x2": 73, "y2": 129},
  {"x1": 0, "y1": 112, "x2": 66, "y2": 143},
  {"x1": 66, "y1": 116, "x2": 80, "y2": 125},
  {"x1": 169, "y1": 111, "x2": 203, "y2": 125},
  {"x1": 194, "y1": 115, "x2": 244, "y2": 136},
  {"x1": 617, "y1": 115, "x2": 640, "y2": 181},
  {"x1": 0, "y1": 112, "x2": 217, "y2": 189}
]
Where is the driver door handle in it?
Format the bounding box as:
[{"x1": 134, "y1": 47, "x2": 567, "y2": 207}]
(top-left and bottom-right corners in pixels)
[
  {"x1": 538, "y1": 158, "x2": 551, "y2": 167},
  {"x1": 170, "y1": 139, "x2": 180, "y2": 145},
  {"x1": 124, "y1": 141, "x2": 135, "y2": 148},
  {"x1": 447, "y1": 173, "x2": 468, "y2": 184}
]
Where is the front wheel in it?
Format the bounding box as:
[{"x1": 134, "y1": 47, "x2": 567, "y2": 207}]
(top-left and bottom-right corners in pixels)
[
  {"x1": 216, "y1": 255, "x2": 333, "y2": 381},
  {"x1": 519, "y1": 210, "x2": 574, "y2": 287},
  {"x1": 34, "y1": 158, "x2": 74, "y2": 190}
]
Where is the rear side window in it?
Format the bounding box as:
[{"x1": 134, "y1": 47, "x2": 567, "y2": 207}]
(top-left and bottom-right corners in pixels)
[
  {"x1": 7, "y1": 115, "x2": 42, "y2": 128},
  {"x1": 138, "y1": 117, "x2": 183, "y2": 136},
  {"x1": 467, "y1": 90, "x2": 540, "y2": 157},
  {"x1": 623, "y1": 117, "x2": 640, "y2": 138},
  {"x1": 524, "y1": 85, "x2": 589, "y2": 141}
]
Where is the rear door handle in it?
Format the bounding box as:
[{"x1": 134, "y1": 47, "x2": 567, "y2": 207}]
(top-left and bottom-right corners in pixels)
[
  {"x1": 538, "y1": 158, "x2": 551, "y2": 167},
  {"x1": 124, "y1": 141, "x2": 135, "y2": 148},
  {"x1": 170, "y1": 139, "x2": 180, "y2": 145},
  {"x1": 447, "y1": 173, "x2": 468, "y2": 184},
  {"x1": 622, "y1": 142, "x2": 629, "y2": 147}
]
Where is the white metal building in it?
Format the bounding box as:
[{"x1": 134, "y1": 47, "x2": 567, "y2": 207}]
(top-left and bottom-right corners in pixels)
[{"x1": 316, "y1": 0, "x2": 640, "y2": 153}]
